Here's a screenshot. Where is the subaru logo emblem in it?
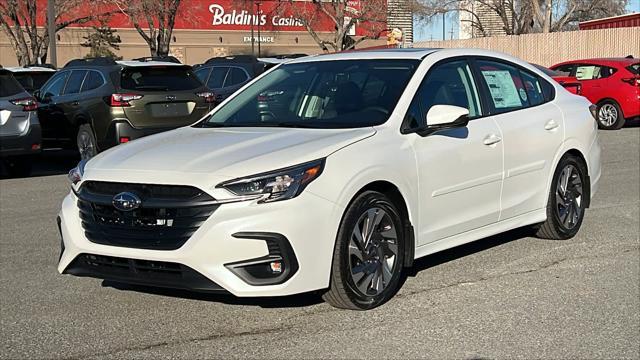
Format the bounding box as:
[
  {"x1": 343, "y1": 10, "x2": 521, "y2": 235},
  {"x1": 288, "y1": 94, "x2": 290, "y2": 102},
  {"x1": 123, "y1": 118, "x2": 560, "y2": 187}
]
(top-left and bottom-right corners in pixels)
[
  {"x1": 112, "y1": 192, "x2": 141, "y2": 212},
  {"x1": 166, "y1": 95, "x2": 176, "y2": 101}
]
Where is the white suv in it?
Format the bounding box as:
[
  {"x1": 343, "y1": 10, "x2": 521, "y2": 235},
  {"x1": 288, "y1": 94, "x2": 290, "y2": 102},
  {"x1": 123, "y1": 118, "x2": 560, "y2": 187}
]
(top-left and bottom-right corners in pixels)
[{"x1": 58, "y1": 48, "x2": 601, "y2": 310}]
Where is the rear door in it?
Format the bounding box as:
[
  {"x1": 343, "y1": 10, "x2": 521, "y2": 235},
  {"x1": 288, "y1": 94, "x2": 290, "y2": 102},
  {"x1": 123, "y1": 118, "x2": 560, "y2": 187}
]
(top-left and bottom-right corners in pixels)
[
  {"x1": 0, "y1": 72, "x2": 33, "y2": 138},
  {"x1": 217, "y1": 67, "x2": 250, "y2": 100},
  {"x1": 572, "y1": 63, "x2": 611, "y2": 104},
  {"x1": 474, "y1": 58, "x2": 564, "y2": 220},
  {"x1": 118, "y1": 65, "x2": 209, "y2": 128}
]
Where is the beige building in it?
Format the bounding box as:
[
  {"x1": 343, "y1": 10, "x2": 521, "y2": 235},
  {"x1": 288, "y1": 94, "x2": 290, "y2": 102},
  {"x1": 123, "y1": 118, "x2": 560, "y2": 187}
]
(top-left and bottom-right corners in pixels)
[{"x1": 459, "y1": 0, "x2": 511, "y2": 39}]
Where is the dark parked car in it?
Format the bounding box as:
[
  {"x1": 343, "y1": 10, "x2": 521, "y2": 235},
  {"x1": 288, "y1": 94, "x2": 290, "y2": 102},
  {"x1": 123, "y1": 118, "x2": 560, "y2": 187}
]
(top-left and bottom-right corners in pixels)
[
  {"x1": 194, "y1": 55, "x2": 270, "y2": 102},
  {"x1": 35, "y1": 57, "x2": 215, "y2": 159},
  {"x1": 5, "y1": 65, "x2": 57, "y2": 94},
  {"x1": 0, "y1": 69, "x2": 41, "y2": 177}
]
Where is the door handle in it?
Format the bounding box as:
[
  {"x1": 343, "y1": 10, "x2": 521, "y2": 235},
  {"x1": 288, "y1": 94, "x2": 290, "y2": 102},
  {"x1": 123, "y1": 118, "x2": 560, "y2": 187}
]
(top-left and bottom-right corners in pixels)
[
  {"x1": 483, "y1": 134, "x2": 502, "y2": 146},
  {"x1": 71, "y1": 101, "x2": 80, "y2": 106},
  {"x1": 544, "y1": 119, "x2": 559, "y2": 130}
]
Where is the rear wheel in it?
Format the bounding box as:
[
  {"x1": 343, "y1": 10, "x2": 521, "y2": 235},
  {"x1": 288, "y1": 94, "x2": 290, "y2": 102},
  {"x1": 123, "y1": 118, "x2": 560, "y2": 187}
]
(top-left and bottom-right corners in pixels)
[
  {"x1": 2, "y1": 156, "x2": 33, "y2": 178},
  {"x1": 323, "y1": 191, "x2": 405, "y2": 310},
  {"x1": 536, "y1": 154, "x2": 588, "y2": 240},
  {"x1": 77, "y1": 124, "x2": 98, "y2": 161},
  {"x1": 597, "y1": 101, "x2": 625, "y2": 130}
]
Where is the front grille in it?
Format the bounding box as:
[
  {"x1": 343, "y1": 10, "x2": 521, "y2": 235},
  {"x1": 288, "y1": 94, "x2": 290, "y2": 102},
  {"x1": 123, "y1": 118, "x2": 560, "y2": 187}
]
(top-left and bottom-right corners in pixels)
[
  {"x1": 64, "y1": 254, "x2": 225, "y2": 292},
  {"x1": 77, "y1": 181, "x2": 218, "y2": 250}
]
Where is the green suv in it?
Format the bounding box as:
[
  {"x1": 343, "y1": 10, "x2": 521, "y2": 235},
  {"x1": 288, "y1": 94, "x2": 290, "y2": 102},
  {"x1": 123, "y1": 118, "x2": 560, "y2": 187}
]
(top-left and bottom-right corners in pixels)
[{"x1": 35, "y1": 57, "x2": 215, "y2": 159}]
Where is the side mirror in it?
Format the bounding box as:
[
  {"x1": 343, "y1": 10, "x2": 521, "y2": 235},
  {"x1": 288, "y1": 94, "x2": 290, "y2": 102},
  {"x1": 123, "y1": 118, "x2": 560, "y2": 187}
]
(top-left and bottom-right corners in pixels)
[
  {"x1": 417, "y1": 105, "x2": 470, "y2": 136},
  {"x1": 33, "y1": 89, "x2": 41, "y2": 101}
]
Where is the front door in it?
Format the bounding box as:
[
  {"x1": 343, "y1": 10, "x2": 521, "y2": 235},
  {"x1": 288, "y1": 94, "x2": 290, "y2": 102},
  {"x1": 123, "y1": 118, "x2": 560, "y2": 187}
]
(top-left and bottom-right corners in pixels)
[{"x1": 408, "y1": 59, "x2": 504, "y2": 245}]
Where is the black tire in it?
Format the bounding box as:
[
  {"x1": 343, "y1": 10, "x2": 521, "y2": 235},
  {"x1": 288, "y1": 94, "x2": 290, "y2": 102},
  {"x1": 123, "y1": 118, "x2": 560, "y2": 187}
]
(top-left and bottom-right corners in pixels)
[
  {"x1": 322, "y1": 191, "x2": 405, "y2": 310},
  {"x1": 536, "y1": 154, "x2": 589, "y2": 240},
  {"x1": 2, "y1": 156, "x2": 33, "y2": 178},
  {"x1": 596, "y1": 100, "x2": 625, "y2": 130},
  {"x1": 77, "y1": 124, "x2": 98, "y2": 160}
]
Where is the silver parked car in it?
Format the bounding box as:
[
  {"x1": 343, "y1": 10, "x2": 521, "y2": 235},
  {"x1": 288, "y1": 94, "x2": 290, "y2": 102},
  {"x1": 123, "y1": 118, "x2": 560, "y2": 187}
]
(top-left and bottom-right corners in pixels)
[{"x1": 1, "y1": 68, "x2": 41, "y2": 177}]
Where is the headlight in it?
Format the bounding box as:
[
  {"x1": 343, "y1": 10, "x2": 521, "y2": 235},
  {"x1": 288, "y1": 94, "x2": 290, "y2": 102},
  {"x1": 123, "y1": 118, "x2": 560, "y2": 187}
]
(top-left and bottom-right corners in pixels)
[
  {"x1": 217, "y1": 159, "x2": 324, "y2": 203},
  {"x1": 67, "y1": 159, "x2": 87, "y2": 191}
]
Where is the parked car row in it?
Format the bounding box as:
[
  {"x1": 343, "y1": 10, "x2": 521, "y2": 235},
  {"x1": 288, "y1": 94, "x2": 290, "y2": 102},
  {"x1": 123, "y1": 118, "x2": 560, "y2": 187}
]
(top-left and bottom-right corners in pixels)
[{"x1": 1, "y1": 53, "x2": 637, "y2": 177}]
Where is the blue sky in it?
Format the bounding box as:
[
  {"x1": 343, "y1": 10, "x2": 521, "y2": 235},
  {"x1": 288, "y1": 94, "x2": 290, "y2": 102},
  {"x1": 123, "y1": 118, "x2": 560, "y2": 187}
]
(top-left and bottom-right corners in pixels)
[{"x1": 414, "y1": 0, "x2": 640, "y2": 41}]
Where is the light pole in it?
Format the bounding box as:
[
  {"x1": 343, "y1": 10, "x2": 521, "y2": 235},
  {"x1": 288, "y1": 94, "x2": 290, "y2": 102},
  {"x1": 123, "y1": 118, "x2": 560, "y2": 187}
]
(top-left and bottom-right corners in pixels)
[
  {"x1": 256, "y1": 1, "x2": 262, "y2": 57},
  {"x1": 47, "y1": 0, "x2": 57, "y2": 66},
  {"x1": 250, "y1": 0, "x2": 255, "y2": 55}
]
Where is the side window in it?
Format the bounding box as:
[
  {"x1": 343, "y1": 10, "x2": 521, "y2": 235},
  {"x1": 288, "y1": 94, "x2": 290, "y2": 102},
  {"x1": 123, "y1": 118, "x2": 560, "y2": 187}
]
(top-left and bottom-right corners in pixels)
[
  {"x1": 404, "y1": 60, "x2": 482, "y2": 130},
  {"x1": 194, "y1": 68, "x2": 210, "y2": 83},
  {"x1": 477, "y1": 60, "x2": 529, "y2": 113},
  {"x1": 41, "y1": 71, "x2": 69, "y2": 98},
  {"x1": 81, "y1": 71, "x2": 104, "y2": 92},
  {"x1": 552, "y1": 64, "x2": 574, "y2": 76},
  {"x1": 574, "y1": 64, "x2": 614, "y2": 80},
  {"x1": 224, "y1": 67, "x2": 249, "y2": 87},
  {"x1": 63, "y1": 70, "x2": 87, "y2": 94},
  {"x1": 207, "y1": 67, "x2": 228, "y2": 89},
  {"x1": 519, "y1": 70, "x2": 545, "y2": 106}
]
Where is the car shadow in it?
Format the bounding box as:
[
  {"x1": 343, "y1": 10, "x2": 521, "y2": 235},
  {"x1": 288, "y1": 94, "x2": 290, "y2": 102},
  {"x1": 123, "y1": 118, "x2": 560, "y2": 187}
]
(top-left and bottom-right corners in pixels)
[
  {"x1": 0, "y1": 150, "x2": 79, "y2": 179},
  {"x1": 101, "y1": 226, "x2": 538, "y2": 309}
]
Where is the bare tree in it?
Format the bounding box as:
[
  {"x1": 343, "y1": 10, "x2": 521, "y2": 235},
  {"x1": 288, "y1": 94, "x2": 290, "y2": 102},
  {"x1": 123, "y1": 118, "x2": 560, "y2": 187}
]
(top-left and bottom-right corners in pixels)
[
  {"x1": 414, "y1": 0, "x2": 628, "y2": 37},
  {"x1": 273, "y1": 0, "x2": 388, "y2": 52},
  {"x1": 111, "y1": 0, "x2": 192, "y2": 56},
  {"x1": 0, "y1": 0, "x2": 115, "y2": 66}
]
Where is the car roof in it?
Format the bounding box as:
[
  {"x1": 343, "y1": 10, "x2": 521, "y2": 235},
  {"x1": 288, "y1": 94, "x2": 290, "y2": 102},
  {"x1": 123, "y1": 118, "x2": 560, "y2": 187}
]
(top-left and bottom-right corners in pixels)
[
  {"x1": 553, "y1": 58, "x2": 639, "y2": 67},
  {"x1": 4, "y1": 66, "x2": 57, "y2": 72},
  {"x1": 285, "y1": 48, "x2": 440, "y2": 63},
  {"x1": 115, "y1": 60, "x2": 187, "y2": 67}
]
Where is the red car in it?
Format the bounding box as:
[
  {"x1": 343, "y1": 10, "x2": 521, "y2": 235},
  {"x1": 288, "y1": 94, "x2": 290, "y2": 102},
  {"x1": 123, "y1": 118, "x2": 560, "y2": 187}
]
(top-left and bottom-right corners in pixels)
[
  {"x1": 532, "y1": 64, "x2": 582, "y2": 95},
  {"x1": 551, "y1": 57, "x2": 640, "y2": 130}
]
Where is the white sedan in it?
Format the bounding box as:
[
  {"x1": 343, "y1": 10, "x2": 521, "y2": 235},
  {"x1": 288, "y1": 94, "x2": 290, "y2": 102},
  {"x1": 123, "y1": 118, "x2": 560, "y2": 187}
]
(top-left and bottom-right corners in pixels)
[{"x1": 58, "y1": 48, "x2": 601, "y2": 310}]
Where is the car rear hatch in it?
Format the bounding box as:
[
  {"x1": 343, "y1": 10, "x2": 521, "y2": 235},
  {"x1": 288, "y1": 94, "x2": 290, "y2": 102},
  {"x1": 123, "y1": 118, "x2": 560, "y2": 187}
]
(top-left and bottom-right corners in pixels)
[
  {"x1": 1, "y1": 72, "x2": 34, "y2": 137},
  {"x1": 116, "y1": 65, "x2": 211, "y2": 128}
]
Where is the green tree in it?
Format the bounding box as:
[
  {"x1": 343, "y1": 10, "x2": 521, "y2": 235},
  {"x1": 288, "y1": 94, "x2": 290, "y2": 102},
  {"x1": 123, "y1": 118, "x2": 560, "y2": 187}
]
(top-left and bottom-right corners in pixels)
[{"x1": 81, "y1": 26, "x2": 122, "y2": 59}]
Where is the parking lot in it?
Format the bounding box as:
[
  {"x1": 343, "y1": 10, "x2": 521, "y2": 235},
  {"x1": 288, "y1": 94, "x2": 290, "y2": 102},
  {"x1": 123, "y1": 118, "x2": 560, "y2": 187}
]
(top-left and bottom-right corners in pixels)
[{"x1": 0, "y1": 126, "x2": 636, "y2": 359}]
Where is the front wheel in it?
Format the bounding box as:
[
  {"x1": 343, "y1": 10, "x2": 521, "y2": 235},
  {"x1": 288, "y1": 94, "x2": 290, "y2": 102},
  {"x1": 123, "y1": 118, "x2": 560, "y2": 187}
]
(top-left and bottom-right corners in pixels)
[
  {"x1": 597, "y1": 101, "x2": 625, "y2": 130},
  {"x1": 535, "y1": 154, "x2": 589, "y2": 240},
  {"x1": 323, "y1": 191, "x2": 405, "y2": 310}
]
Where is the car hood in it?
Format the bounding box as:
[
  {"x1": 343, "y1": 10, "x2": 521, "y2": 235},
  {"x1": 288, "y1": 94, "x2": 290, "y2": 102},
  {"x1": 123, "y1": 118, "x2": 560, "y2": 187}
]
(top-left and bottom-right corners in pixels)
[{"x1": 85, "y1": 126, "x2": 375, "y2": 180}]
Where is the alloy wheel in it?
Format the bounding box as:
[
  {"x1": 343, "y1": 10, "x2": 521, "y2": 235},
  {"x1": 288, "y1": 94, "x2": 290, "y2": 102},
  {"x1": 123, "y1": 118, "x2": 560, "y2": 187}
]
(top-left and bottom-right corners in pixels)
[
  {"x1": 348, "y1": 207, "x2": 399, "y2": 296},
  {"x1": 598, "y1": 104, "x2": 618, "y2": 127},
  {"x1": 555, "y1": 164, "x2": 583, "y2": 230},
  {"x1": 77, "y1": 131, "x2": 95, "y2": 161}
]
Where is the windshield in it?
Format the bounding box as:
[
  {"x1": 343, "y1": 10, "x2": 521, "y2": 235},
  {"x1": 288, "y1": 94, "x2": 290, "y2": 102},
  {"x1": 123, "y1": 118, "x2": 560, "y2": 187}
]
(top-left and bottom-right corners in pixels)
[
  {"x1": 199, "y1": 59, "x2": 419, "y2": 129},
  {"x1": 120, "y1": 66, "x2": 203, "y2": 91},
  {"x1": 0, "y1": 72, "x2": 25, "y2": 98}
]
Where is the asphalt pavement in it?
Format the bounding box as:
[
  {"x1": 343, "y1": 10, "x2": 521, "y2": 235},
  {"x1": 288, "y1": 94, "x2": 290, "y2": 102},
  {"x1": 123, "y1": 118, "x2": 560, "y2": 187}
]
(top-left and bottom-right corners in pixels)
[{"x1": 1, "y1": 128, "x2": 638, "y2": 359}]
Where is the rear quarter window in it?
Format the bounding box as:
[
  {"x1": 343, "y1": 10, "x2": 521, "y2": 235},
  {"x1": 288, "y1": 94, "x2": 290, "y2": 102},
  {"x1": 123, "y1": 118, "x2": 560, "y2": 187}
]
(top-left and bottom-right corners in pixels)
[
  {"x1": 626, "y1": 63, "x2": 639, "y2": 75},
  {"x1": 120, "y1": 66, "x2": 203, "y2": 91}
]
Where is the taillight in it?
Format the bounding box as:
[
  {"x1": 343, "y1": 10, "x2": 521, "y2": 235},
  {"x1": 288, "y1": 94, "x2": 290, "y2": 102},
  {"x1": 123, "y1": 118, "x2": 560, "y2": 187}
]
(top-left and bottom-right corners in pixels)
[
  {"x1": 196, "y1": 91, "x2": 216, "y2": 103},
  {"x1": 576, "y1": 83, "x2": 582, "y2": 95},
  {"x1": 10, "y1": 97, "x2": 37, "y2": 111},
  {"x1": 621, "y1": 77, "x2": 640, "y2": 86},
  {"x1": 110, "y1": 93, "x2": 143, "y2": 107}
]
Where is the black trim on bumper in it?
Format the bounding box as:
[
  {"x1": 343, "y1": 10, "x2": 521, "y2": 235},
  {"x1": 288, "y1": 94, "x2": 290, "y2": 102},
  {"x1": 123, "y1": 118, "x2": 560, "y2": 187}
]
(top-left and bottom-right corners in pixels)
[
  {"x1": 225, "y1": 232, "x2": 299, "y2": 286},
  {"x1": 0, "y1": 123, "x2": 41, "y2": 157},
  {"x1": 100, "y1": 120, "x2": 179, "y2": 150},
  {"x1": 64, "y1": 254, "x2": 226, "y2": 293}
]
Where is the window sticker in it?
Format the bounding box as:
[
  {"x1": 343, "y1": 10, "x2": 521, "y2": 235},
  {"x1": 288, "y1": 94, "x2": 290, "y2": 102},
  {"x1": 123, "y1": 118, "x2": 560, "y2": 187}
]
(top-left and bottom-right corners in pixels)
[
  {"x1": 519, "y1": 88, "x2": 528, "y2": 102},
  {"x1": 575, "y1": 66, "x2": 597, "y2": 80},
  {"x1": 481, "y1": 70, "x2": 522, "y2": 108}
]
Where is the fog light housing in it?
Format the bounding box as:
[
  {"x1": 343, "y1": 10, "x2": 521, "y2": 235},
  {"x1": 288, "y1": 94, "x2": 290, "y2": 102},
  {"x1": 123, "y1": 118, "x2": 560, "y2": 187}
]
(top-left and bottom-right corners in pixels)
[{"x1": 225, "y1": 232, "x2": 298, "y2": 286}]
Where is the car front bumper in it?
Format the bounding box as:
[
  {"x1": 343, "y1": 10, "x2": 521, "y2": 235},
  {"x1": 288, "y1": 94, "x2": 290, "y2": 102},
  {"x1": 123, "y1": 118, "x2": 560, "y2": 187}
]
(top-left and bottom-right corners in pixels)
[{"x1": 57, "y1": 189, "x2": 343, "y2": 297}]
